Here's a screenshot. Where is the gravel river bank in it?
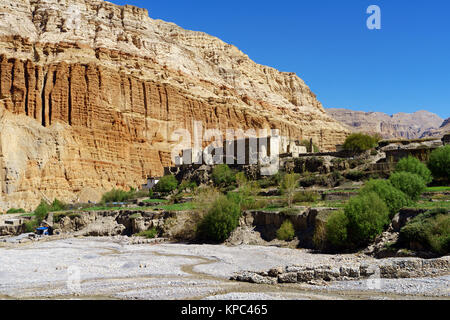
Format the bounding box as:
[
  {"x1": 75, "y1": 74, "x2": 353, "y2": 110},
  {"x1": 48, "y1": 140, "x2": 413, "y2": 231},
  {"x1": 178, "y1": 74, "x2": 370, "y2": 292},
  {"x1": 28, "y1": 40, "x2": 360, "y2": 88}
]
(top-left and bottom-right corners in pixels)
[{"x1": 0, "y1": 237, "x2": 448, "y2": 300}]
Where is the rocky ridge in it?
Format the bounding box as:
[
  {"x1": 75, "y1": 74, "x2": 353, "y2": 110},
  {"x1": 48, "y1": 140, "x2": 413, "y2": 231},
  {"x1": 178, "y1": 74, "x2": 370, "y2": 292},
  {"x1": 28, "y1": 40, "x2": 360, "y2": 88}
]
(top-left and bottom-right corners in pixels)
[
  {"x1": 327, "y1": 108, "x2": 443, "y2": 139},
  {"x1": 0, "y1": 0, "x2": 349, "y2": 210},
  {"x1": 421, "y1": 117, "x2": 450, "y2": 138}
]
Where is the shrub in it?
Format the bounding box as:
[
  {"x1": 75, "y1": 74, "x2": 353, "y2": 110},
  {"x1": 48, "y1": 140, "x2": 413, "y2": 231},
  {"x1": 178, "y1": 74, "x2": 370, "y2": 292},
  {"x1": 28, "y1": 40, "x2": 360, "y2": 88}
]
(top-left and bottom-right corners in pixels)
[
  {"x1": 258, "y1": 172, "x2": 285, "y2": 188},
  {"x1": 24, "y1": 219, "x2": 39, "y2": 233},
  {"x1": 227, "y1": 191, "x2": 267, "y2": 211},
  {"x1": 197, "y1": 195, "x2": 241, "y2": 242},
  {"x1": 399, "y1": 209, "x2": 449, "y2": 255},
  {"x1": 343, "y1": 133, "x2": 378, "y2": 153},
  {"x1": 344, "y1": 192, "x2": 390, "y2": 247},
  {"x1": 6, "y1": 208, "x2": 26, "y2": 214},
  {"x1": 280, "y1": 173, "x2": 300, "y2": 207},
  {"x1": 101, "y1": 189, "x2": 133, "y2": 203},
  {"x1": 137, "y1": 228, "x2": 158, "y2": 239},
  {"x1": 312, "y1": 222, "x2": 327, "y2": 250},
  {"x1": 428, "y1": 145, "x2": 450, "y2": 183},
  {"x1": 154, "y1": 175, "x2": 179, "y2": 194},
  {"x1": 51, "y1": 199, "x2": 67, "y2": 212},
  {"x1": 34, "y1": 200, "x2": 51, "y2": 223},
  {"x1": 331, "y1": 171, "x2": 344, "y2": 186},
  {"x1": 359, "y1": 179, "x2": 410, "y2": 218},
  {"x1": 293, "y1": 191, "x2": 320, "y2": 203},
  {"x1": 193, "y1": 186, "x2": 222, "y2": 215},
  {"x1": 276, "y1": 220, "x2": 295, "y2": 241},
  {"x1": 325, "y1": 210, "x2": 349, "y2": 250},
  {"x1": 395, "y1": 156, "x2": 432, "y2": 184},
  {"x1": 211, "y1": 164, "x2": 236, "y2": 187},
  {"x1": 235, "y1": 172, "x2": 248, "y2": 187},
  {"x1": 178, "y1": 180, "x2": 197, "y2": 192},
  {"x1": 389, "y1": 172, "x2": 426, "y2": 201}
]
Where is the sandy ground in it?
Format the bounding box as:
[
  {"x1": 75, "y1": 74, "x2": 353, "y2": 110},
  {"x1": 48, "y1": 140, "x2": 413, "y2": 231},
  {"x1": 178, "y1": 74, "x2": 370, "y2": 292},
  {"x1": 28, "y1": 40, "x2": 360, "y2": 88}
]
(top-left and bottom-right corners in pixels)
[{"x1": 0, "y1": 237, "x2": 448, "y2": 300}]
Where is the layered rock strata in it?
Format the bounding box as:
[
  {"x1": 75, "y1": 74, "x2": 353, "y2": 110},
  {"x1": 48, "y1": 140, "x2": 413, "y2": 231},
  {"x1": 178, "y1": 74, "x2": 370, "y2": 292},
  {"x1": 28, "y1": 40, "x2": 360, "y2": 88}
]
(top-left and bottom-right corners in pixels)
[{"x1": 0, "y1": 0, "x2": 349, "y2": 210}]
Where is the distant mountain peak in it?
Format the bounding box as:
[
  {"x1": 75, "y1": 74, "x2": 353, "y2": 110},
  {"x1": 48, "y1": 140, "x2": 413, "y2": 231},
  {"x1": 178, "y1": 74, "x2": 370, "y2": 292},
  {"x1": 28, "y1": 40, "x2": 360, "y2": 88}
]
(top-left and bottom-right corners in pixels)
[{"x1": 326, "y1": 108, "x2": 444, "y2": 139}]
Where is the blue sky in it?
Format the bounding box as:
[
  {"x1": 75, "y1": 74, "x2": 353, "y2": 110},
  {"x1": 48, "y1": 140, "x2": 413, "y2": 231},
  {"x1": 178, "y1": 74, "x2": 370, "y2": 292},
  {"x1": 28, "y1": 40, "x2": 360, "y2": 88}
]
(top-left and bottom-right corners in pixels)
[{"x1": 110, "y1": 0, "x2": 450, "y2": 119}]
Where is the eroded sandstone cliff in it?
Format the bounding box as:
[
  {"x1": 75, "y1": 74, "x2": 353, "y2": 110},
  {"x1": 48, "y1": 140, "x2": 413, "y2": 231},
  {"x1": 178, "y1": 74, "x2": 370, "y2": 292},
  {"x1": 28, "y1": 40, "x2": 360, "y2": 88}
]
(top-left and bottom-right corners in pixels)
[{"x1": 0, "y1": 0, "x2": 349, "y2": 210}]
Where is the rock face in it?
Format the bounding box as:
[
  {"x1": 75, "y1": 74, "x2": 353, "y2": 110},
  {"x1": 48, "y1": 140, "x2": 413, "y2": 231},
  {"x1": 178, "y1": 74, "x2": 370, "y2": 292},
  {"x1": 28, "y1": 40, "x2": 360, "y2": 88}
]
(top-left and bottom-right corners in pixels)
[
  {"x1": 0, "y1": 0, "x2": 349, "y2": 210},
  {"x1": 421, "y1": 118, "x2": 450, "y2": 138},
  {"x1": 327, "y1": 109, "x2": 443, "y2": 139}
]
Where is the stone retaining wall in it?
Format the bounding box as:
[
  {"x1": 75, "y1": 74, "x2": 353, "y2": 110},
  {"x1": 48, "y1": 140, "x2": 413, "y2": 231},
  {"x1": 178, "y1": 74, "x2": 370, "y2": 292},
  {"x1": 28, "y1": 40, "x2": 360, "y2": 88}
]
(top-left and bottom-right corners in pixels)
[{"x1": 231, "y1": 256, "x2": 450, "y2": 285}]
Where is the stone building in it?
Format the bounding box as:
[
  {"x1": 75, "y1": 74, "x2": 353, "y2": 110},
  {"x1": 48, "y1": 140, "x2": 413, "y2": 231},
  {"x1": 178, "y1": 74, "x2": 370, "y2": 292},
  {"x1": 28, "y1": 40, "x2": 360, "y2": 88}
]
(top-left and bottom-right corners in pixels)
[
  {"x1": 174, "y1": 135, "x2": 307, "y2": 167},
  {"x1": 382, "y1": 139, "x2": 443, "y2": 163}
]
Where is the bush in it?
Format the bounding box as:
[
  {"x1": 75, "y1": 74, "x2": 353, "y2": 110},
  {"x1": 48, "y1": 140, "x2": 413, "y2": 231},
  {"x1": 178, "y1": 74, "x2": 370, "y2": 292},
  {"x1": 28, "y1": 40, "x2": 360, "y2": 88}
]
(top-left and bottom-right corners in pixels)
[
  {"x1": 258, "y1": 172, "x2": 286, "y2": 189},
  {"x1": 227, "y1": 191, "x2": 267, "y2": 211},
  {"x1": 235, "y1": 172, "x2": 248, "y2": 187},
  {"x1": 197, "y1": 195, "x2": 241, "y2": 242},
  {"x1": 24, "y1": 219, "x2": 39, "y2": 233},
  {"x1": 389, "y1": 172, "x2": 426, "y2": 201},
  {"x1": 325, "y1": 210, "x2": 349, "y2": 250},
  {"x1": 276, "y1": 220, "x2": 295, "y2": 241},
  {"x1": 34, "y1": 200, "x2": 51, "y2": 223},
  {"x1": 101, "y1": 189, "x2": 133, "y2": 203},
  {"x1": 178, "y1": 180, "x2": 197, "y2": 192},
  {"x1": 343, "y1": 133, "x2": 379, "y2": 153},
  {"x1": 344, "y1": 192, "x2": 390, "y2": 247},
  {"x1": 395, "y1": 156, "x2": 432, "y2": 185},
  {"x1": 312, "y1": 222, "x2": 327, "y2": 250},
  {"x1": 428, "y1": 145, "x2": 450, "y2": 183},
  {"x1": 280, "y1": 173, "x2": 300, "y2": 207},
  {"x1": 399, "y1": 209, "x2": 449, "y2": 255},
  {"x1": 293, "y1": 191, "x2": 320, "y2": 203},
  {"x1": 6, "y1": 208, "x2": 26, "y2": 214},
  {"x1": 137, "y1": 228, "x2": 158, "y2": 239},
  {"x1": 154, "y1": 175, "x2": 179, "y2": 194},
  {"x1": 211, "y1": 164, "x2": 236, "y2": 187},
  {"x1": 359, "y1": 179, "x2": 410, "y2": 218},
  {"x1": 51, "y1": 199, "x2": 67, "y2": 212}
]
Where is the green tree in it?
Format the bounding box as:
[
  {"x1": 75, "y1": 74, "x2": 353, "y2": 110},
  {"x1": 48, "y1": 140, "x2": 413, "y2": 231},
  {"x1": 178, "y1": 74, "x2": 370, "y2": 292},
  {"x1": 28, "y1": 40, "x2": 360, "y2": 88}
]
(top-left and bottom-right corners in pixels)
[
  {"x1": 343, "y1": 133, "x2": 378, "y2": 153},
  {"x1": 325, "y1": 210, "x2": 349, "y2": 250},
  {"x1": 428, "y1": 145, "x2": 450, "y2": 183},
  {"x1": 197, "y1": 195, "x2": 241, "y2": 243},
  {"x1": 389, "y1": 172, "x2": 426, "y2": 201},
  {"x1": 154, "y1": 175, "x2": 179, "y2": 194},
  {"x1": 344, "y1": 192, "x2": 390, "y2": 247},
  {"x1": 359, "y1": 179, "x2": 410, "y2": 218},
  {"x1": 276, "y1": 220, "x2": 295, "y2": 241},
  {"x1": 34, "y1": 200, "x2": 51, "y2": 224},
  {"x1": 211, "y1": 164, "x2": 236, "y2": 187},
  {"x1": 280, "y1": 173, "x2": 300, "y2": 208},
  {"x1": 395, "y1": 156, "x2": 432, "y2": 184}
]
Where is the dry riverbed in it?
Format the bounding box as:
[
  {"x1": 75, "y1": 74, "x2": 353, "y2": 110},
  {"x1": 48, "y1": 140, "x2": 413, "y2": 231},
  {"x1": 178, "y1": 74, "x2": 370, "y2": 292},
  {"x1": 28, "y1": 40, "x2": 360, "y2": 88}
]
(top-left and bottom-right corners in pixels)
[{"x1": 0, "y1": 237, "x2": 448, "y2": 300}]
